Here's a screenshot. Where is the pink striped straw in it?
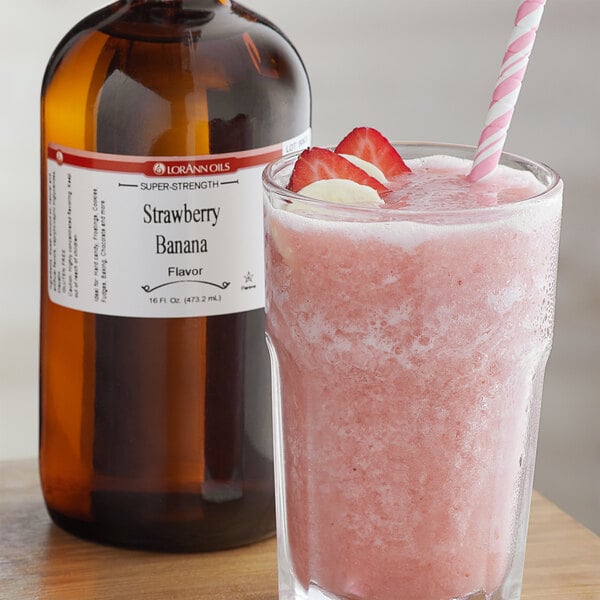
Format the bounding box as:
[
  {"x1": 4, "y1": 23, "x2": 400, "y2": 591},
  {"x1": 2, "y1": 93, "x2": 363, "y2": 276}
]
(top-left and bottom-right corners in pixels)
[{"x1": 469, "y1": 0, "x2": 547, "y2": 183}]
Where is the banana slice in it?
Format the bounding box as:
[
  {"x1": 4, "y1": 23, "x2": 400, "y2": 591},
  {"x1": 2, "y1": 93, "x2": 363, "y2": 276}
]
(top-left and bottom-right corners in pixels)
[
  {"x1": 339, "y1": 154, "x2": 388, "y2": 184},
  {"x1": 298, "y1": 178, "x2": 383, "y2": 207}
]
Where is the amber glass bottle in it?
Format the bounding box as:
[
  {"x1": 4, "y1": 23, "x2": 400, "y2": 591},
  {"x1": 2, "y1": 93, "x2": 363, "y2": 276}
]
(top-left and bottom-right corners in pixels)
[{"x1": 40, "y1": 0, "x2": 310, "y2": 551}]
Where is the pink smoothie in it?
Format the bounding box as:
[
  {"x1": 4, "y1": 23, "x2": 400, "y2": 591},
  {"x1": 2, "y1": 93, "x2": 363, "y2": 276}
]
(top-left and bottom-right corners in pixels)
[{"x1": 265, "y1": 155, "x2": 562, "y2": 600}]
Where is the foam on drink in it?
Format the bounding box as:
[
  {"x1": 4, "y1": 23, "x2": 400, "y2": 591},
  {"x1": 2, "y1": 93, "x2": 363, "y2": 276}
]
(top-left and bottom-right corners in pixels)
[{"x1": 388, "y1": 155, "x2": 547, "y2": 209}]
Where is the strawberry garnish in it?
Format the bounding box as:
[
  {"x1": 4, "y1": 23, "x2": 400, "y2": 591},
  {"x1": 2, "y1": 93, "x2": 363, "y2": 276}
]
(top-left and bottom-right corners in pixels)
[
  {"x1": 287, "y1": 147, "x2": 390, "y2": 198},
  {"x1": 335, "y1": 127, "x2": 411, "y2": 178}
]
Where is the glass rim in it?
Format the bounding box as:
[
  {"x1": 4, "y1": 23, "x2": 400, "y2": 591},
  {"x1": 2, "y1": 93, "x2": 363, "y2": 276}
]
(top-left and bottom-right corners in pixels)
[{"x1": 263, "y1": 141, "x2": 562, "y2": 219}]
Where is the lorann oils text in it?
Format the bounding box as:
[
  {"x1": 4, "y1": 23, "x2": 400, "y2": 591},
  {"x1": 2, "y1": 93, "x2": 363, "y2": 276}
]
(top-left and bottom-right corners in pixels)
[{"x1": 143, "y1": 202, "x2": 220, "y2": 254}]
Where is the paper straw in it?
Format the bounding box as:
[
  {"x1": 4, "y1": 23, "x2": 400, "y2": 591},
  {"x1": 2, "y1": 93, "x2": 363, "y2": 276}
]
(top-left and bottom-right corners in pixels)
[{"x1": 469, "y1": 0, "x2": 547, "y2": 183}]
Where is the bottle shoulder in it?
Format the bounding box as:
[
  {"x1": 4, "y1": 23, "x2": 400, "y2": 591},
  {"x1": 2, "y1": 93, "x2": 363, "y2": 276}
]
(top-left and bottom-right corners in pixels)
[
  {"x1": 42, "y1": 3, "x2": 124, "y2": 91},
  {"x1": 45, "y1": 1, "x2": 303, "y2": 64},
  {"x1": 42, "y1": 1, "x2": 311, "y2": 155},
  {"x1": 43, "y1": 1, "x2": 309, "y2": 96}
]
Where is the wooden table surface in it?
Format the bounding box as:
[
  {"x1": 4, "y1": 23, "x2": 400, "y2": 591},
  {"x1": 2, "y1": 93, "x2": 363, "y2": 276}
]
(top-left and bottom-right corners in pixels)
[{"x1": 1, "y1": 459, "x2": 599, "y2": 599}]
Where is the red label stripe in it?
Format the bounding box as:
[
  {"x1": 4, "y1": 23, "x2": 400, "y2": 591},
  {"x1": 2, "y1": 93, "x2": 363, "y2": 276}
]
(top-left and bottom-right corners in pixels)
[{"x1": 47, "y1": 144, "x2": 283, "y2": 177}]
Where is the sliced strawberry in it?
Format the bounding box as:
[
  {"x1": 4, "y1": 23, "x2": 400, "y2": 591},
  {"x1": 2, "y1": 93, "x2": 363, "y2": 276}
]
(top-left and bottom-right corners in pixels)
[
  {"x1": 335, "y1": 127, "x2": 411, "y2": 178},
  {"x1": 287, "y1": 147, "x2": 390, "y2": 198}
]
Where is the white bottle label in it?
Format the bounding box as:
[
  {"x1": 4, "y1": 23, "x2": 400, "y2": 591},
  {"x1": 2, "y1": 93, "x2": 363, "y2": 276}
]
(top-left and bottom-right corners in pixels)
[{"x1": 46, "y1": 130, "x2": 310, "y2": 318}]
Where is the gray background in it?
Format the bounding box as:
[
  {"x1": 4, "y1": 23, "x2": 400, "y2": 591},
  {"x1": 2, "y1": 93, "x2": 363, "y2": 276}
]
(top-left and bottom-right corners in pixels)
[{"x1": 1, "y1": 1, "x2": 598, "y2": 533}]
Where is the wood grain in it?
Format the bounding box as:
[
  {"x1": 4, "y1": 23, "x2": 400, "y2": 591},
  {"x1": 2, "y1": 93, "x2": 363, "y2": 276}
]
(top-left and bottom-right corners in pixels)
[{"x1": 1, "y1": 459, "x2": 598, "y2": 599}]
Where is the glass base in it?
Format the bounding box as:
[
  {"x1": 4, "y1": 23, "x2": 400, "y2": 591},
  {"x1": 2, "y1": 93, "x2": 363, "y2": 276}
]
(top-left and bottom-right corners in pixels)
[
  {"x1": 278, "y1": 541, "x2": 524, "y2": 600},
  {"x1": 280, "y1": 578, "x2": 521, "y2": 600}
]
